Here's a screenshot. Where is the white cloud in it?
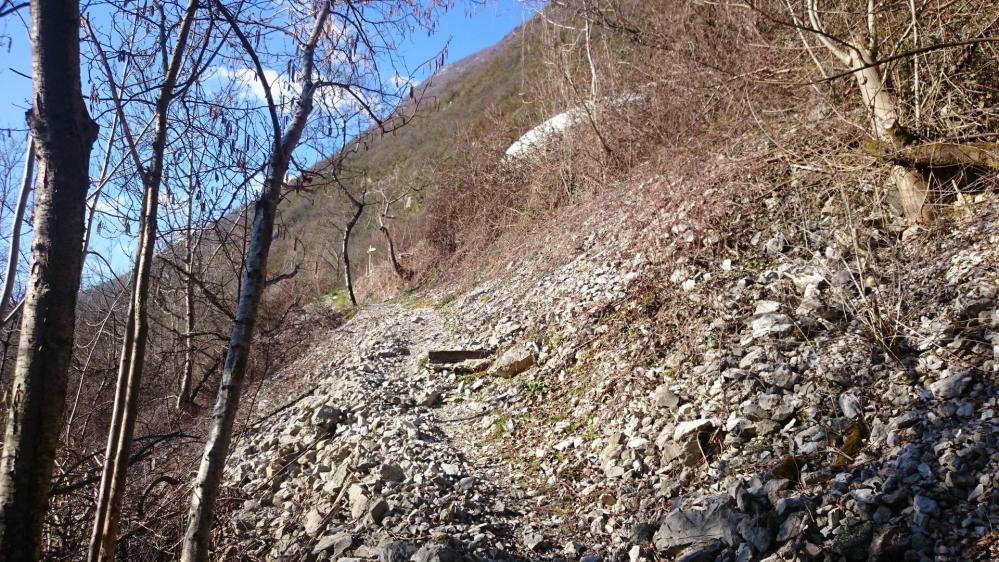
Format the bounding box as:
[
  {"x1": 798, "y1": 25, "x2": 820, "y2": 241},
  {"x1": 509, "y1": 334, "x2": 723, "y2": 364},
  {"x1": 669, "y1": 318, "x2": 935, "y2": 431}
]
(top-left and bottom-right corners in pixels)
[
  {"x1": 210, "y1": 65, "x2": 350, "y2": 116},
  {"x1": 391, "y1": 73, "x2": 416, "y2": 89}
]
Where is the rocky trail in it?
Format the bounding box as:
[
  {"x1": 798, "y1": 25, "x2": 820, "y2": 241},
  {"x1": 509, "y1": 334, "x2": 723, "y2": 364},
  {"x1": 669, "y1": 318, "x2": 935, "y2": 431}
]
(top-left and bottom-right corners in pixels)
[
  {"x1": 219, "y1": 192, "x2": 999, "y2": 562},
  {"x1": 223, "y1": 303, "x2": 572, "y2": 561}
]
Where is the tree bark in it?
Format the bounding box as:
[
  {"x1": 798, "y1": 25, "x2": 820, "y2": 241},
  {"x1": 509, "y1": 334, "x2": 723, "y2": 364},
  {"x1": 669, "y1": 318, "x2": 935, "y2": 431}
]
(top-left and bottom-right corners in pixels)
[
  {"x1": 180, "y1": 3, "x2": 329, "y2": 559},
  {"x1": 0, "y1": 139, "x2": 35, "y2": 317},
  {"x1": 863, "y1": 139, "x2": 999, "y2": 170},
  {"x1": 380, "y1": 225, "x2": 413, "y2": 281},
  {"x1": 805, "y1": 1, "x2": 932, "y2": 222},
  {"x1": 343, "y1": 201, "x2": 363, "y2": 306},
  {"x1": 0, "y1": 0, "x2": 98, "y2": 558},
  {"x1": 87, "y1": 2, "x2": 199, "y2": 559},
  {"x1": 177, "y1": 171, "x2": 197, "y2": 411}
]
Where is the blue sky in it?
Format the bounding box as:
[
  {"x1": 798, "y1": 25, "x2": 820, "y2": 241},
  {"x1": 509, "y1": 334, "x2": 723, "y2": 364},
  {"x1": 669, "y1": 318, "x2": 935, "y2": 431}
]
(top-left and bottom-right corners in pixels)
[
  {"x1": 0, "y1": 1, "x2": 535, "y2": 134},
  {"x1": 0, "y1": 1, "x2": 536, "y2": 282}
]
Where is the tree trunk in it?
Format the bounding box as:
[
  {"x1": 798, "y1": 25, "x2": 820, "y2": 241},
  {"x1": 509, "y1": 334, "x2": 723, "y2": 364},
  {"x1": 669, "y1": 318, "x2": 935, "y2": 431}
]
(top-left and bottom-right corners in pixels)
[
  {"x1": 343, "y1": 202, "x2": 363, "y2": 306},
  {"x1": 845, "y1": 46, "x2": 933, "y2": 223},
  {"x1": 180, "y1": 162, "x2": 286, "y2": 562},
  {"x1": 804, "y1": 1, "x2": 932, "y2": 223},
  {"x1": 177, "y1": 183, "x2": 197, "y2": 411},
  {"x1": 87, "y1": 2, "x2": 199, "y2": 559},
  {"x1": 0, "y1": 0, "x2": 98, "y2": 557},
  {"x1": 380, "y1": 225, "x2": 413, "y2": 281},
  {"x1": 180, "y1": 3, "x2": 329, "y2": 557},
  {"x1": 0, "y1": 139, "x2": 35, "y2": 317}
]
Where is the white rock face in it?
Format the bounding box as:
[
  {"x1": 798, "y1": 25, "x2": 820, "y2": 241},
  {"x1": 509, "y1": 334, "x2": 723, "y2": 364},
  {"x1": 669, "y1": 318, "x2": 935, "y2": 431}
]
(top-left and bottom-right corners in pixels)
[{"x1": 504, "y1": 110, "x2": 579, "y2": 158}]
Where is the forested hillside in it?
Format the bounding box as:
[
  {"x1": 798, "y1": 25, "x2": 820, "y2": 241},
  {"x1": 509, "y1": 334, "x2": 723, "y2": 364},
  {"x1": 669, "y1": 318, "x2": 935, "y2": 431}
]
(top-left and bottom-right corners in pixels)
[{"x1": 0, "y1": 0, "x2": 998, "y2": 561}]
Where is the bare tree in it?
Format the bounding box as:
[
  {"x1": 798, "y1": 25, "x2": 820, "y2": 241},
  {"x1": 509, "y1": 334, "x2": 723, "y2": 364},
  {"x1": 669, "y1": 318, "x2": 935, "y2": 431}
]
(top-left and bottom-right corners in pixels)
[
  {"x1": 181, "y1": 0, "x2": 442, "y2": 555},
  {"x1": 799, "y1": 0, "x2": 932, "y2": 222},
  {"x1": 376, "y1": 178, "x2": 416, "y2": 282},
  {"x1": 0, "y1": 138, "x2": 33, "y2": 317},
  {"x1": 338, "y1": 178, "x2": 368, "y2": 305},
  {"x1": 85, "y1": 0, "x2": 204, "y2": 557},
  {"x1": 0, "y1": 0, "x2": 99, "y2": 558},
  {"x1": 180, "y1": 3, "x2": 334, "y2": 558}
]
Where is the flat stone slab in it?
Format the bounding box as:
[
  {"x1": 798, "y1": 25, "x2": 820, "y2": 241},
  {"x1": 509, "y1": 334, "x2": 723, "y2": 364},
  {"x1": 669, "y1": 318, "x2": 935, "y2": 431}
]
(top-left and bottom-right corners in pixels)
[{"x1": 427, "y1": 349, "x2": 494, "y2": 364}]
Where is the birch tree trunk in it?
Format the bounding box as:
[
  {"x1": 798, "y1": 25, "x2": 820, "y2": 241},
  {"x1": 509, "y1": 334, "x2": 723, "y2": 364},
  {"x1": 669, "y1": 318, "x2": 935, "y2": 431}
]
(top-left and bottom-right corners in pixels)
[
  {"x1": 87, "y1": 2, "x2": 199, "y2": 559},
  {"x1": 0, "y1": 0, "x2": 98, "y2": 557},
  {"x1": 0, "y1": 139, "x2": 35, "y2": 317},
  {"x1": 180, "y1": 4, "x2": 330, "y2": 559}
]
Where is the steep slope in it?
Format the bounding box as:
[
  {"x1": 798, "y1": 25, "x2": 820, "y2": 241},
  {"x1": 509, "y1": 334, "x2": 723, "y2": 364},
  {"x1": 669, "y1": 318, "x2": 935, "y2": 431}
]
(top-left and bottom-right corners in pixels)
[
  {"x1": 268, "y1": 21, "x2": 542, "y2": 285},
  {"x1": 214, "y1": 152, "x2": 999, "y2": 561}
]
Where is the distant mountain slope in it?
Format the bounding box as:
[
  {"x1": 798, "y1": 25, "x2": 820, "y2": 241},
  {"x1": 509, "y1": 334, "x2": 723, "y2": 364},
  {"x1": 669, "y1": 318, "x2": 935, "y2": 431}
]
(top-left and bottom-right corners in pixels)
[{"x1": 269, "y1": 20, "x2": 543, "y2": 286}]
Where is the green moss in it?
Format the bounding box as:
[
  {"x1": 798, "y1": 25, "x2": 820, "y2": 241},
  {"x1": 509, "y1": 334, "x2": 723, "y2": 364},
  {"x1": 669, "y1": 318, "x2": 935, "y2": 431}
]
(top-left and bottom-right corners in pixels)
[
  {"x1": 522, "y1": 379, "x2": 547, "y2": 399},
  {"x1": 401, "y1": 295, "x2": 435, "y2": 308},
  {"x1": 491, "y1": 414, "x2": 511, "y2": 440},
  {"x1": 320, "y1": 287, "x2": 351, "y2": 311}
]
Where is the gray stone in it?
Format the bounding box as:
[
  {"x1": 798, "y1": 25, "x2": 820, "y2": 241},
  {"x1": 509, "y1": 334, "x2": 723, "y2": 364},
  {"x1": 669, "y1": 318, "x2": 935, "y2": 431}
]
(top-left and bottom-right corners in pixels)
[
  {"x1": 631, "y1": 521, "x2": 655, "y2": 545},
  {"x1": 313, "y1": 531, "x2": 353, "y2": 556},
  {"x1": 456, "y1": 476, "x2": 477, "y2": 492},
  {"x1": 348, "y1": 484, "x2": 369, "y2": 519},
  {"x1": 928, "y1": 371, "x2": 973, "y2": 400},
  {"x1": 839, "y1": 392, "x2": 862, "y2": 419},
  {"x1": 303, "y1": 508, "x2": 325, "y2": 537},
  {"x1": 419, "y1": 390, "x2": 443, "y2": 407},
  {"x1": 653, "y1": 385, "x2": 681, "y2": 409},
  {"x1": 794, "y1": 426, "x2": 826, "y2": 454},
  {"x1": 490, "y1": 343, "x2": 536, "y2": 377},
  {"x1": 739, "y1": 521, "x2": 772, "y2": 553},
  {"x1": 750, "y1": 313, "x2": 793, "y2": 339},
  {"x1": 379, "y1": 463, "x2": 405, "y2": 483},
  {"x1": 673, "y1": 540, "x2": 724, "y2": 562},
  {"x1": 564, "y1": 541, "x2": 585, "y2": 557},
  {"x1": 523, "y1": 531, "x2": 545, "y2": 551},
  {"x1": 368, "y1": 497, "x2": 389, "y2": 524},
  {"x1": 322, "y1": 464, "x2": 349, "y2": 496},
  {"x1": 312, "y1": 405, "x2": 341, "y2": 433},
  {"x1": 378, "y1": 541, "x2": 417, "y2": 562},
  {"x1": 913, "y1": 495, "x2": 938, "y2": 516},
  {"x1": 829, "y1": 522, "x2": 873, "y2": 561},
  {"x1": 673, "y1": 419, "x2": 715, "y2": 441},
  {"x1": 412, "y1": 543, "x2": 462, "y2": 562},
  {"x1": 777, "y1": 510, "x2": 808, "y2": 542},
  {"x1": 653, "y1": 496, "x2": 742, "y2": 550}
]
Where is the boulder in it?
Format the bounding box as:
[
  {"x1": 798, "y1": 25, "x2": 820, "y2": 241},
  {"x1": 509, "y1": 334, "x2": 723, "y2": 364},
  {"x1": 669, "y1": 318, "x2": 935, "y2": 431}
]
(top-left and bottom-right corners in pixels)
[
  {"x1": 928, "y1": 371, "x2": 973, "y2": 400},
  {"x1": 653, "y1": 496, "x2": 742, "y2": 551},
  {"x1": 312, "y1": 405, "x2": 342, "y2": 433},
  {"x1": 489, "y1": 343, "x2": 536, "y2": 378},
  {"x1": 313, "y1": 531, "x2": 354, "y2": 556}
]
